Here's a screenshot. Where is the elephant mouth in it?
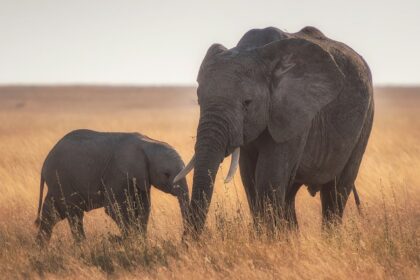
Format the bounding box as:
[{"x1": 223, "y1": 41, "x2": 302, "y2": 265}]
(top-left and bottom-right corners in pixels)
[
  {"x1": 173, "y1": 146, "x2": 240, "y2": 185},
  {"x1": 224, "y1": 146, "x2": 235, "y2": 158},
  {"x1": 225, "y1": 134, "x2": 244, "y2": 157}
]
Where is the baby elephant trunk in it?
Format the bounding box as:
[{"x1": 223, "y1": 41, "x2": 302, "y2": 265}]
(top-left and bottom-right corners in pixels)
[{"x1": 173, "y1": 178, "x2": 190, "y2": 231}]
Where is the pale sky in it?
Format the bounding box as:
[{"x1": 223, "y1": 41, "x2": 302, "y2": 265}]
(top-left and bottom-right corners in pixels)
[{"x1": 1, "y1": 0, "x2": 419, "y2": 85}]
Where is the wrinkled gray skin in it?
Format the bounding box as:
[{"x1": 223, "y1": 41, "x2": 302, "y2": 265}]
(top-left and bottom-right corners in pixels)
[
  {"x1": 184, "y1": 26, "x2": 374, "y2": 235},
  {"x1": 35, "y1": 129, "x2": 190, "y2": 244}
]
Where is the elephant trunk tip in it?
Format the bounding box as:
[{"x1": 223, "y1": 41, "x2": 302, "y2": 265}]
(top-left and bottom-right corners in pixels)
[
  {"x1": 174, "y1": 179, "x2": 191, "y2": 231},
  {"x1": 34, "y1": 217, "x2": 41, "y2": 227}
]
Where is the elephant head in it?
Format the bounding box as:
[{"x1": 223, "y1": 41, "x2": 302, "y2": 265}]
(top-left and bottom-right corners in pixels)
[
  {"x1": 175, "y1": 38, "x2": 345, "y2": 235},
  {"x1": 145, "y1": 142, "x2": 190, "y2": 230}
]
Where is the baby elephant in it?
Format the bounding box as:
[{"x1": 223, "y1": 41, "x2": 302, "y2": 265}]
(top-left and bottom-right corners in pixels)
[{"x1": 35, "y1": 129, "x2": 190, "y2": 244}]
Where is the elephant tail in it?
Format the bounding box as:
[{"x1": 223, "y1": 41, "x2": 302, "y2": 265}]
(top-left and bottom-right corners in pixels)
[
  {"x1": 353, "y1": 185, "x2": 362, "y2": 215},
  {"x1": 34, "y1": 176, "x2": 45, "y2": 227}
]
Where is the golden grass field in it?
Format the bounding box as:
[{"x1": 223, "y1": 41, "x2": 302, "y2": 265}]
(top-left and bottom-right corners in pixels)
[{"x1": 0, "y1": 86, "x2": 418, "y2": 279}]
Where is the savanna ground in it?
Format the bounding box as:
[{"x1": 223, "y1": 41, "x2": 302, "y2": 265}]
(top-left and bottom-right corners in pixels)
[{"x1": 0, "y1": 86, "x2": 418, "y2": 279}]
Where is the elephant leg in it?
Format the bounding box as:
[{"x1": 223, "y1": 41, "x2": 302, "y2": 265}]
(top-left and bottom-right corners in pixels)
[
  {"x1": 36, "y1": 194, "x2": 65, "y2": 245},
  {"x1": 67, "y1": 210, "x2": 86, "y2": 242},
  {"x1": 320, "y1": 179, "x2": 352, "y2": 227},
  {"x1": 239, "y1": 146, "x2": 259, "y2": 228},
  {"x1": 321, "y1": 109, "x2": 373, "y2": 228},
  {"x1": 285, "y1": 182, "x2": 302, "y2": 229},
  {"x1": 254, "y1": 131, "x2": 307, "y2": 231},
  {"x1": 133, "y1": 188, "x2": 151, "y2": 235},
  {"x1": 102, "y1": 178, "x2": 136, "y2": 235},
  {"x1": 254, "y1": 149, "x2": 286, "y2": 228},
  {"x1": 105, "y1": 198, "x2": 131, "y2": 236},
  {"x1": 104, "y1": 188, "x2": 149, "y2": 236}
]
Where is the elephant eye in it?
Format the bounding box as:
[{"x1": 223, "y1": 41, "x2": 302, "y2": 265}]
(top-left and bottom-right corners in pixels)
[
  {"x1": 243, "y1": 99, "x2": 252, "y2": 107},
  {"x1": 164, "y1": 172, "x2": 170, "y2": 179}
]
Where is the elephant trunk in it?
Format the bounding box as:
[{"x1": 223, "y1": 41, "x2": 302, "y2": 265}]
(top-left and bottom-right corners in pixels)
[
  {"x1": 188, "y1": 115, "x2": 228, "y2": 235},
  {"x1": 175, "y1": 178, "x2": 190, "y2": 231}
]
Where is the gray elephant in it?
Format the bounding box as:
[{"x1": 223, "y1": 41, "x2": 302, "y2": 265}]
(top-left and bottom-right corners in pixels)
[
  {"x1": 175, "y1": 26, "x2": 374, "y2": 235},
  {"x1": 35, "y1": 129, "x2": 190, "y2": 243}
]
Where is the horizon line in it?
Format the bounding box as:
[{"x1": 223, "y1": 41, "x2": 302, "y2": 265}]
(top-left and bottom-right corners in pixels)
[{"x1": 1, "y1": 82, "x2": 419, "y2": 89}]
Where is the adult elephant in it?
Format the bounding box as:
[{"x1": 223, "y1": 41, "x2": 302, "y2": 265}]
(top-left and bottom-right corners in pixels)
[{"x1": 175, "y1": 26, "x2": 374, "y2": 235}]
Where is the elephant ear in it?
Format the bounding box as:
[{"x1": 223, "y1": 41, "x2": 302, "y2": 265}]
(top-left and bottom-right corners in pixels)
[
  {"x1": 197, "y1": 43, "x2": 227, "y2": 83},
  {"x1": 259, "y1": 38, "x2": 345, "y2": 143}
]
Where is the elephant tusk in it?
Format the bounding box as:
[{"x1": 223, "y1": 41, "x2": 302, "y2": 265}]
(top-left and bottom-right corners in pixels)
[
  {"x1": 173, "y1": 154, "x2": 195, "y2": 184},
  {"x1": 224, "y1": 148, "x2": 240, "y2": 183}
]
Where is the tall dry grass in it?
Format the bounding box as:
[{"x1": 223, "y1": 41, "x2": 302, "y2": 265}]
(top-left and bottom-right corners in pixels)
[{"x1": 0, "y1": 86, "x2": 418, "y2": 279}]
